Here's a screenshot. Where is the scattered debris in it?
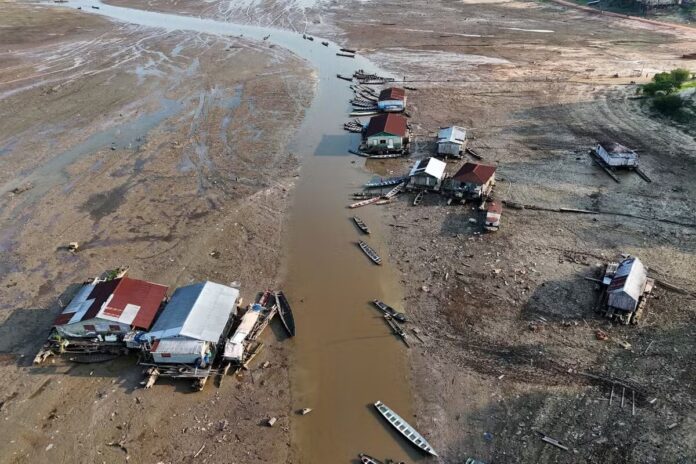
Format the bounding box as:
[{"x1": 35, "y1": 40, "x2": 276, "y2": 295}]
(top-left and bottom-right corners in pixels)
[
  {"x1": 300, "y1": 408, "x2": 312, "y2": 415},
  {"x1": 267, "y1": 417, "x2": 277, "y2": 427},
  {"x1": 536, "y1": 431, "x2": 569, "y2": 451}
]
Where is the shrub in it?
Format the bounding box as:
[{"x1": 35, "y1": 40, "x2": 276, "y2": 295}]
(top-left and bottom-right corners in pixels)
[
  {"x1": 670, "y1": 68, "x2": 691, "y2": 85},
  {"x1": 652, "y1": 94, "x2": 684, "y2": 115}
]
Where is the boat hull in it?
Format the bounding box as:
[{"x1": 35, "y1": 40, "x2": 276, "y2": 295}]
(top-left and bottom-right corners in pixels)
[{"x1": 374, "y1": 401, "x2": 437, "y2": 456}]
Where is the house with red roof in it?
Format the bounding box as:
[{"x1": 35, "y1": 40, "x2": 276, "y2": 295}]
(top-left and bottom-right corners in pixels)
[
  {"x1": 444, "y1": 162, "x2": 497, "y2": 199},
  {"x1": 363, "y1": 113, "x2": 409, "y2": 154},
  {"x1": 54, "y1": 276, "x2": 168, "y2": 339}
]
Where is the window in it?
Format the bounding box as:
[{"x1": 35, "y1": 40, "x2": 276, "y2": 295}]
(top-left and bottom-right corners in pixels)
[
  {"x1": 380, "y1": 139, "x2": 386, "y2": 144},
  {"x1": 83, "y1": 324, "x2": 96, "y2": 332},
  {"x1": 161, "y1": 353, "x2": 171, "y2": 358},
  {"x1": 109, "y1": 325, "x2": 121, "y2": 332}
]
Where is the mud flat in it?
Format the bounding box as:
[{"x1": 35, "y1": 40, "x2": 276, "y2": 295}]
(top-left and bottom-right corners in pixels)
[
  {"x1": 318, "y1": 0, "x2": 696, "y2": 462},
  {"x1": 0, "y1": 3, "x2": 313, "y2": 463}
]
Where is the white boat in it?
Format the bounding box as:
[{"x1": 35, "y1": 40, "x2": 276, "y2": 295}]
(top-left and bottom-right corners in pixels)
[{"x1": 374, "y1": 400, "x2": 437, "y2": 456}]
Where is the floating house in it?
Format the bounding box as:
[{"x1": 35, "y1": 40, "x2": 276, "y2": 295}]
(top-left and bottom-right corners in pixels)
[
  {"x1": 595, "y1": 141, "x2": 638, "y2": 168},
  {"x1": 606, "y1": 257, "x2": 650, "y2": 312},
  {"x1": 53, "y1": 277, "x2": 168, "y2": 339},
  {"x1": 377, "y1": 87, "x2": 406, "y2": 113},
  {"x1": 364, "y1": 113, "x2": 409, "y2": 153},
  {"x1": 599, "y1": 256, "x2": 654, "y2": 325},
  {"x1": 143, "y1": 281, "x2": 239, "y2": 365},
  {"x1": 408, "y1": 157, "x2": 447, "y2": 190},
  {"x1": 445, "y1": 162, "x2": 496, "y2": 200},
  {"x1": 437, "y1": 126, "x2": 467, "y2": 157}
]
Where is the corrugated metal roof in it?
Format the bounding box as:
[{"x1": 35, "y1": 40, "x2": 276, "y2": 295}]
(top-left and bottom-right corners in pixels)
[
  {"x1": 54, "y1": 278, "x2": 168, "y2": 330},
  {"x1": 608, "y1": 257, "x2": 647, "y2": 311},
  {"x1": 437, "y1": 126, "x2": 466, "y2": 144},
  {"x1": 152, "y1": 338, "x2": 207, "y2": 355},
  {"x1": 598, "y1": 141, "x2": 634, "y2": 155},
  {"x1": 145, "y1": 281, "x2": 239, "y2": 343},
  {"x1": 97, "y1": 277, "x2": 168, "y2": 329},
  {"x1": 378, "y1": 87, "x2": 405, "y2": 101},
  {"x1": 54, "y1": 280, "x2": 118, "y2": 326},
  {"x1": 365, "y1": 113, "x2": 408, "y2": 138},
  {"x1": 409, "y1": 157, "x2": 447, "y2": 179},
  {"x1": 452, "y1": 162, "x2": 496, "y2": 185}
]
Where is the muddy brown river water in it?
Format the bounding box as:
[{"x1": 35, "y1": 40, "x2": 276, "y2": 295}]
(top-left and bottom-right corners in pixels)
[{"x1": 48, "y1": 2, "x2": 419, "y2": 461}]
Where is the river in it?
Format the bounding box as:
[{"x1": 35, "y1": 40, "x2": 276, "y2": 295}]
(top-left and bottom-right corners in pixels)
[{"x1": 53, "y1": 2, "x2": 419, "y2": 462}]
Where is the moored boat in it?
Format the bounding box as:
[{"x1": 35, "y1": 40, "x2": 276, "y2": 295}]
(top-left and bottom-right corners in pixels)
[
  {"x1": 373, "y1": 401, "x2": 437, "y2": 456},
  {"x1": 349, "y1": 197, "x2": 381, "y2": 209},
  {"x1": 358, "y1": 240, "x2": 382, "y2": 265},
  {"x1": 275, "y1": 291, "x2": 295, "y2": 337},
  {"x1": 372, "y1": 300, "x2": 407, "y2": 322},
  {"x1": 353, "y1": 216, "x2": 370, "y2": 234},
  {"x1": 359, "y1": 454, "x2": 383, "y2": 464}
]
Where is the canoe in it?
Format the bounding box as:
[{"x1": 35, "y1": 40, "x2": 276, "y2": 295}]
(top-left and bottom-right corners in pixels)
[
  {"x1": 384, "y1": 315, "x2": 410, "y2": 347},
  {"x1": 372, "y1": 300, "x2": 407, "y2": 322},
  {"x1": 275, "y1": 291, "x2": 295, "y2": 337},
  {"x1": 413, "y1": 191, "x2": 424, "y2": 206},
  {"x1": 353, "y1": 216, "x2": 370, "y2": 234},
  {"x1": 358, "y1": 240, "x2": 382, "y2": 265},
  {"x1": 374, "y1": 401, "x2": 437, "y2": 456},
  {"x1": 364, "y1": 176, "x2": 407, "y2": 189},
  {"x1": 349, "y1": 197, "x2": 381, "y2": 209},
  {"x1": 359, "y1": 454, "x2": 383, "y2": 464}
]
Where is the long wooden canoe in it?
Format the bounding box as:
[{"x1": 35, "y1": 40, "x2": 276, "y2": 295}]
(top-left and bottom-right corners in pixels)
[
  {"x1": 359, "y1": 454, "x2": 383, "y2": 464},
  {"x1": 372, "y1": 300, "x2": 407, "y2": 322},
  {"x1": 358, "y1": 240, "x2": 382, "y2": 265},
  {"x1": 353, "y1": 216, "x2": 370, "y2": 234},
  {"x1": 374, "y1": 401, "x2": 437, "y2": 456},
  {"x1": 275, "y1": 291, "x2": 295, "y2": 337}
]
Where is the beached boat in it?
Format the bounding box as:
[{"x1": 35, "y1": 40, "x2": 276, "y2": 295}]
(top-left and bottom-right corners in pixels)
[
  {"x1": 374, "y1": 401, "x2": 437, "y2": 456},
  {"x1": 358, "y1": 240, "x2": 382, "y2": 265},
  {"x1": 349, "y1": 197, "x2": 381, "y2": 209},
  {"x1": 275, "y1": 291, "x2": 295, "y2": 337},
  {"x1": 353, "y1": 216, "x2": 370, "y2": 234},
  {"x1": 364, "y1": 176, "x2": 407, "y2": 189},
  {"x1": 359, "y1": 454, "x2": 383, "y2": 464},
  {"x1": 384, "y1": 315, "x2": 409, "y2": 347},
  {"x1": 337, "y1": 74, "x2": 353, "y2": 82},
  {"x1": 372, "y1": 300, "x2": 407, "y2": 322}
]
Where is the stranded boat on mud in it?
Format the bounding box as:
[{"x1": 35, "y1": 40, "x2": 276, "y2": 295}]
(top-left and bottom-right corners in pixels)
[
  {"x1": 372, "y1": 300, "x2": 407, "y2": 322},
  {"x1": 374, "y1": 401, "x2": 438, "y2": 456},
  {"x1": 275, "y1": 291, "x2": 296, "y2": 337},
  {"x1": 358, "y1": 240, "x2": 382, "y2": 265},
  {"x1": 353, "y1": 216, "x2": 370, "y2": 234}
]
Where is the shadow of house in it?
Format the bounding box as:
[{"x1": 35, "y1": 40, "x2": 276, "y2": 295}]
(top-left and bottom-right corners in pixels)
[
  {"x1": 521, "y1": 277, "x2": 600, "y2": 323},
  {"x1": 0, "y1": 283, "x2": 84, "y2": 366},
  {"x1": 439, "y1": 205, "x2": 485, "y2": 237}
]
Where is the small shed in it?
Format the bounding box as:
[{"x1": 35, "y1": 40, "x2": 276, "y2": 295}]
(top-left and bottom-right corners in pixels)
[
  {"x1": 364, "y1": 113, "x2": 408, "y2": 153},
  {"x1": 446, "y1": 162, "x2": 497, "y2": 199},
  {"x1": 377, "y1": 87, "x2": 406, "y2": 113},
  {"x1": 144, "y1": 281, "x2": 239, "y2": 365},
  {"x1": 409, "y1": 157, "x2": 447, "y2": 190},
  {"x1": 53, "y1": 277, "x2": 168, "y2": 339},
  {"x1": 484, "y1": 202, "x2": 502, "y2": 231},
  {"x1": 596, "y1": 141, "x2": 638, "y2": 168},
  {"x1": 607, "y1": 257, "x2": 648, "y2": 313},
  {"x1": 437, "y1": 126, "x2": 467, "y2": 157}
]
